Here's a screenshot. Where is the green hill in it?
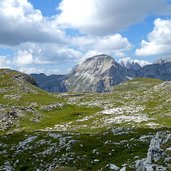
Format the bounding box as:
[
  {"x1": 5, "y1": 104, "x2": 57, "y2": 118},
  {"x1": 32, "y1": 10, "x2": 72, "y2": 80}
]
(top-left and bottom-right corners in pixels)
[
  {"x1": 0, "y1": 69, "x2": 100, "y2": 133},
  {"x1": 0, "y1": 69, "x2": 171, "y2": 171}
]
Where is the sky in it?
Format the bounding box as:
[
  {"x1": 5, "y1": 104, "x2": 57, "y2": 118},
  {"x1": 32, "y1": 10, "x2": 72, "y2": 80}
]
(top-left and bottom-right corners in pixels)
[{"x1": 0, "y1": 0, "x2": 171, "y2": 75}]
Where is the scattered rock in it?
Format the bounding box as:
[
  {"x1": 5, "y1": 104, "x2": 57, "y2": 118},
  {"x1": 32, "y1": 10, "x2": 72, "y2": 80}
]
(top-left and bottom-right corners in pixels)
[
  {"x1": 120, "y1": 167, "x2": 126, "y2": 171},
  {"x1": 106, "y1": 163, "x2": 120, "y2": 170},
  {"x1": 3, "y1": 94, "x2": 22, "y2": 100},
  {"x1": 17, "y1": 136, "x2": 37, "y2": 150},
  {"x1": 135, "y1": 131, "x2": 171, "y2": 171},
  {"x1": 40, "y1": 103, "x2": 64, "y2": 111}
]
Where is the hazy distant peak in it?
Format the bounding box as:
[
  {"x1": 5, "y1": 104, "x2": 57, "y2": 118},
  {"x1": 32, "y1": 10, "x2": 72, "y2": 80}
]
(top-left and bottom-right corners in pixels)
[
  {"x1": 120, "y1": 60, "x2": 141, "y2": 70},
  {"x1": 154, "y1": 56, "x2": 171, "y2": 64}
]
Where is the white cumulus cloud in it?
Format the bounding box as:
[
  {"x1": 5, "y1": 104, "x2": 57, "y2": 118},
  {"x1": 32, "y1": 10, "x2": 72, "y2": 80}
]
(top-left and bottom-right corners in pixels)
[
  {"x1": 58, "y1": 0, "x2": 171, "y2": 35},
  {"x1": 14, "y1": 42, "x2": 82, "y2": 65},
  {"x1": 72, "y1": 34, "x2": 131, "y2": 58},
  {"x1": 136, "y1": 18, "x2": 171, "y2": 56},
  {"x1": 1, "y1": 0, "x2": 169, "y2": 74},
  {"x1": 0, "y1": 0, "x2": 66, "y2": 46},
  {"x1": 14, "y1": 50, "x2": 34, "y2": 65},
  {"x1": 0, "y1": 56, "x2": 11, "y2": 68}
]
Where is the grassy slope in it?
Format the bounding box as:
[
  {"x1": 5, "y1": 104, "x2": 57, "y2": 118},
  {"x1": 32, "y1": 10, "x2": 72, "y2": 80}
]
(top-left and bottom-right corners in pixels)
[
  {"x1": 0, "y1": 69, "x2": 101, "y2": 134},
  {"x1": 1, "y1": 69, "x2": 170, "y2": 133},
  {"x1": 55, "y1": 78, "x2": 171, "y2": 132},
  {"x1": 0, "y1": 70, "x2": 171, "y2": 170}
]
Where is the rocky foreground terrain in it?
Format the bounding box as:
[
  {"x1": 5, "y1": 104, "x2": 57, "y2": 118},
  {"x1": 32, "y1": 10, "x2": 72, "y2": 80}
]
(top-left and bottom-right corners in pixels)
[{"x1": 0, "y1": 69, "x2": 171, "y2": 170}]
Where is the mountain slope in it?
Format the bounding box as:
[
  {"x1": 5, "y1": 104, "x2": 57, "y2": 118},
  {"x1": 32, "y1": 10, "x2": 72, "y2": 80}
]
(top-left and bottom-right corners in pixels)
[
  {"x1": 65, "y1": 54, "x2": 130, "y2": 92},
  {"x1": 31, "y1": 73, "x2": 67, "y2": 92},
  {"x1": 0, "y1": 69, "x2": 99, "y2": 132},
  {"x1": 136, "y1": 62, "x2": 171, "y2": 81}
]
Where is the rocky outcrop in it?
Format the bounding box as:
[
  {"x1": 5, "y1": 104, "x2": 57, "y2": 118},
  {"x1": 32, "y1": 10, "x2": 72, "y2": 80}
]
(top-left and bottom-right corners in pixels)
[
  {"x1": 13, "y1": 73, "x2": 37, "y2": 86},
  {"x1": 135, "y1": 131, "x2": 171, "y2": 171},
  {"x1": 106, "y1": 163, "x2": 120, "y2": 170},
  {"x1": 0, "y1": 104, "x2": 22, "y2": 131},
  {"x1": 0, "y1": 104, "x2": 39, "y2": 131},
  {"x1": 0, "y1": 69, "x2": 37, "y2": 86}
]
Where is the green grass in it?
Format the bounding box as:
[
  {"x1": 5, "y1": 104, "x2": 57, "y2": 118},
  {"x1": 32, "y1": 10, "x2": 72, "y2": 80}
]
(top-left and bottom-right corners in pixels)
[
  {"x1": 20, "y1": 92, "x2": 64, "y2": 105},
  {"x1": 0, "y1": 70, "x2": 171, "y2": 170},
  {"x1": 20, "y1": 105, "x2": 101, "y2": 131},
  {"x1": 1, "y1": 128, "x2": 167, "y2": 171},
  {"x1": 1, "y1": 70, "x2": 170, "y2": 133}
]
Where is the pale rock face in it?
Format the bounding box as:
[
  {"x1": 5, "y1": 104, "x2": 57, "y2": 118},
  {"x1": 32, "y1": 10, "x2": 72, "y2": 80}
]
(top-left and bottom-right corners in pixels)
[{"x1": 65, "y1": 54, "x2": 129, "y2": 92}]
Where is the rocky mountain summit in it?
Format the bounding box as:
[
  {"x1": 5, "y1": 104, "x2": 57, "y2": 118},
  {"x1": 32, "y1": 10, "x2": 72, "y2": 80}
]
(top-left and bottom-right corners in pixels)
[
  {"x1": 65, "y1": 54, "x2": 130, "y2": 92},
  {"x1": 32, "y1": 54, "x2": 131, "y2": 93}
]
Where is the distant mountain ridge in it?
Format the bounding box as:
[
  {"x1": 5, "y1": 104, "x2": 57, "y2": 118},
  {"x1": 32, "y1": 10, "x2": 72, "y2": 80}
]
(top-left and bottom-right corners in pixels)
[
  {"x1": 135, "y1": 62, "x2": 171, "y2": 81},
  {"x1": 120, "y1": 59, "x2": 141, "y2": 70},
  {"x1": 30, "y1": 73, "x2": 67, "y2": 92},
  {"x1": 154, "y1": 56, "x2": 171, "y2": 64},
  {"x1": 31, "y1": 54, "x2": 171, "y2": 93}
]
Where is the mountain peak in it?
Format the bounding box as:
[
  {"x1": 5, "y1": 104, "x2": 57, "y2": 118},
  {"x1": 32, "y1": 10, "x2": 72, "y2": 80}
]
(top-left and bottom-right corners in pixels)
[
  {"x1": 154, "y1": 56, "x2": 171, "y2": 64},
  {"x1": 88, "y1": 54, "x2": 113, "y2": 59},
  {"x1": 80, "y1": 54, "x2": 116, "y2": 72},
  {"x1": 120, "y1": 60, "x2": 141, "y2": 70},
  {"x1": 83, "y1": 54, "x2": 115, "y2": 64},
  {"x1": 65, "y1": 54, "x2": 129, "y2": 92}
]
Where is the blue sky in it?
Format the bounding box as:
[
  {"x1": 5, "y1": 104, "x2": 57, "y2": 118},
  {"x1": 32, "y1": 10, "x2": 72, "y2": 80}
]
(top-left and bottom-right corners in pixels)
[
  {"x1": 0, "y1": 0, "x2": 171, "y2": 74},
  {"x1": 29, "y1": 0, "x2": 61, "y2": 16}
]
